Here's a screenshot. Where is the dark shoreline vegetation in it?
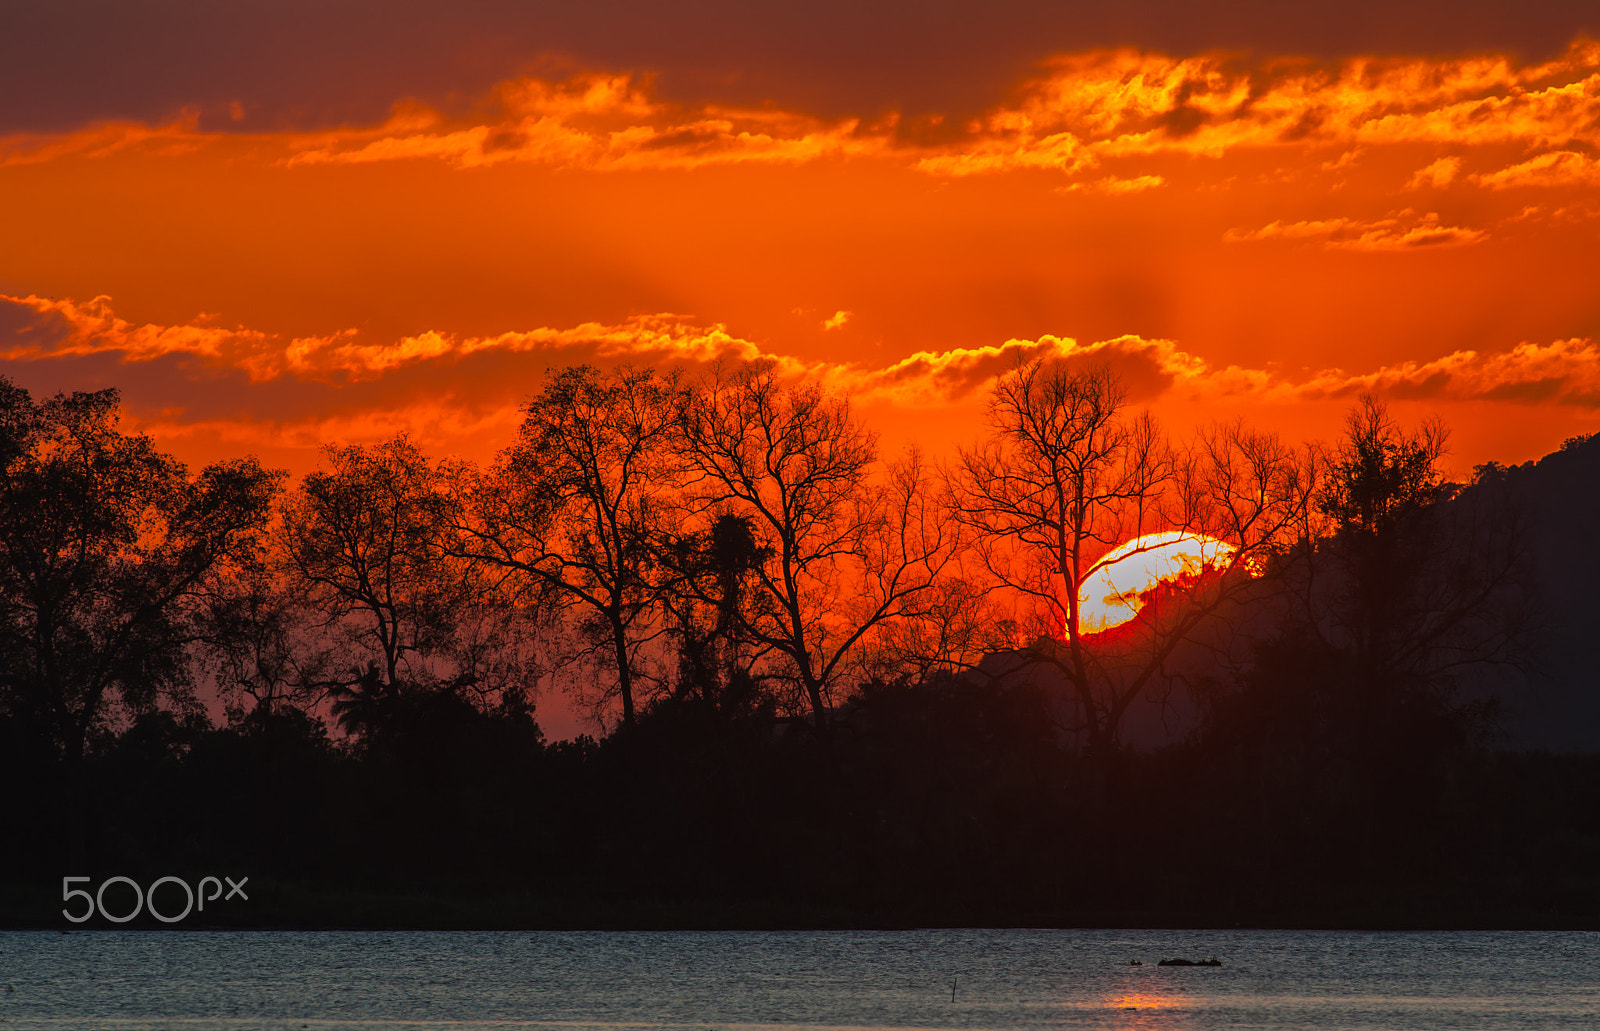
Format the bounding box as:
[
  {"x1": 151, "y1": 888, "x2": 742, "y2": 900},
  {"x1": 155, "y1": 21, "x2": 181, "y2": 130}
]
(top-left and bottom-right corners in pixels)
[
  {"x1": 3, "y1": 361, "x2": 1598, "y2": 930},
  {"x1": 6, "y1": 721, "x2": 1599, "y2": 930}
]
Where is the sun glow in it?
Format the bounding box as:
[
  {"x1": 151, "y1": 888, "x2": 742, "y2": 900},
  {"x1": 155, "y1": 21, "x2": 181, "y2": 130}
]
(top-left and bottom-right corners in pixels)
[
  {"x1": 1076, "y1": 531, "x2": 1237, "y2": 633},
  {"x1": 1108, "y1": 990, "x2": 1186, "y2": 1011}
]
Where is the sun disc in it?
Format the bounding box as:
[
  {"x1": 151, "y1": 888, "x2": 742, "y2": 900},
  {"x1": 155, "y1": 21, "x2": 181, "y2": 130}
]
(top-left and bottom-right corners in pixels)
[{"x1": 1076, "y1": 531, "x2": 1236, "y2": 633}]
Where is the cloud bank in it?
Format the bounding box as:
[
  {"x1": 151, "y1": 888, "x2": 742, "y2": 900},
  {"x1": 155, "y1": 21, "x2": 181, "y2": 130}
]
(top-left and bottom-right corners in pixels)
[
  {"x1": 6, "y1": 293, "x2": 1599, "y2": 418},
  {"x1": 6, "y1": 41, "x2": 1597, "y2": 193}
]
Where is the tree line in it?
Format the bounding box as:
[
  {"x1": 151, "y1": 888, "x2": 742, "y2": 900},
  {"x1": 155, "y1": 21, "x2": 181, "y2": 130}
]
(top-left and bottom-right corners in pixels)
[{"x1": 4, "y1": 358, "x2": 1579, "y2": 926}]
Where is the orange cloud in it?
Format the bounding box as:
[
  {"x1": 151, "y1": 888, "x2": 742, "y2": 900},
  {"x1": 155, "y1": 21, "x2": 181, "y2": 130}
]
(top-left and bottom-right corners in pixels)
[
  {"x1": 1405, "y1": 156, "x2": 1461, "y2": 189},
  {"x1": 1476, "y1": 149, "x2": 1600, "y2": 189},
  {"x1": 827, "y1": 333, "x2": 1203, "y2": 406},
  {"x1": 0, "y1": 293, "x2": 266, "y2": 362},
  {"x1": 0, "y1": 73, "x2": 888, "y2": 176},
  {"x1": 0, "y1": 293, "x2": 778, "y2": 382},
  {"x1": 10, "y1": 292, "x2": 1598, "y2": 414},
  {"x1": 1223, "y1": 211, "x2": 1487, "y2": 250},
  {"x1": 108, "y1": 332, "x2": 1600, "y2": 480},
  {"x1": 0, "y1": 115, "x2": 206, "y2": 167},
  {"x1": 5, "y1": 41, "x2": 1598, "y2": 199},
  {"x1": 868, "y1": 332, "x2": 1600, "y2": 412},
  {"x1": 1160, "y1": 336, "x2": 1600, "y2": 409},
  {"x1": 1260, "y1": 339, "x2": 1600, "y2": 407},
  {"x1": 1057, "y1": 173, "x2": 1165, "y2": 194},
  {"x1": 283, "y1": 74, "x2": 886, "y2": 171},
  {"x1": 133, "y1": 397, "x2": 526, "y2": 455},
  {"x1": 917, "y1": 40, "x2": 1600, "y2": 177},
  {"x1": 333, "y1": 318, "x2": 774, "y2": 377}
]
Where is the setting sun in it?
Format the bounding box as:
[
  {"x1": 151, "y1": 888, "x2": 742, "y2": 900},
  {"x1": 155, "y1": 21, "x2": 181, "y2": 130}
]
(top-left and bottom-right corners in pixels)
[{"x1": 1078, "y1": 531, "x2": 1237, "y2": 633}]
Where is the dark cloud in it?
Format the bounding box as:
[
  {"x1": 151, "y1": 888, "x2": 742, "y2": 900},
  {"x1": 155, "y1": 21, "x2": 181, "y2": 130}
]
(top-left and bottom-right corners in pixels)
[
  {"x1": 1054, "y1": 341, "x2": 1176, "y2": 402},
  {"x1": 1387, "y1": 370, "x2": 1453, "y2": 399},
  {"x1": 0, "y1": 349, "x2": 330, "y2": 425},
  {"x1": 2, "y1": 1, "x2": 1595, "y2": 134},
  {"x1": 0, "y1": 326, "x2": 599, "y2": 428},
  {"x1": 871, "y1": 337, "x2": 1049, "y2": 398},
  {"x1": 0, "y1": 296, "x2": 52, "y2": 342},
  {"x1": 1481, "y1": 376, "x2": 1566, "y2": 403}
]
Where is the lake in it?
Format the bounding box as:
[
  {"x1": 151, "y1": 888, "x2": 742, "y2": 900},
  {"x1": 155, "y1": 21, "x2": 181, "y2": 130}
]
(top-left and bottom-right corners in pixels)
[{"x1": 1, "y1": 928, "x2": 1596, "y2": 1030}]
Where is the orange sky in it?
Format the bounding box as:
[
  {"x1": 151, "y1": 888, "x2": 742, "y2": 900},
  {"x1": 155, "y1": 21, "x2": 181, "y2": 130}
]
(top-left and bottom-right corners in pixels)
[{"x1": 4, "y1": 17, "x2": 1600, "y2": 479}]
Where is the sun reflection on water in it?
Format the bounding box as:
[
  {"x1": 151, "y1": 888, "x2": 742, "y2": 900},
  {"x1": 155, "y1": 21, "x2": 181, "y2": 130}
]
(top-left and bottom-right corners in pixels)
[{"x1": 1102, "y1": 988, "x2": 1196, "y2": 1028}]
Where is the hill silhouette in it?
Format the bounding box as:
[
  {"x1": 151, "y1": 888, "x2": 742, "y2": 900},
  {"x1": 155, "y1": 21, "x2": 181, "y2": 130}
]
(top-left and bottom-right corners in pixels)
[
  {"x1": 962, "y1": 433, "x2": 1600, "y2": 755},
  {"x1": 1480, "y1": 434, "x2": 1600, "y2": 752}
]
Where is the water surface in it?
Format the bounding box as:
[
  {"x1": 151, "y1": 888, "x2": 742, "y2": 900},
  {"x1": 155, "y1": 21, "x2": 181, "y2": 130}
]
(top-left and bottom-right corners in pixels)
[{"x1": 1, "y1": 928, "x2": 1595, "y2": 1030}]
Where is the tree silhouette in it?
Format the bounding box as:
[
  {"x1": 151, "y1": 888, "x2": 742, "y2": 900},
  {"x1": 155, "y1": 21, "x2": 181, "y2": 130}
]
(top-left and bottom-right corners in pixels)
[
  {"x1": 663, "y1": 512, "x2": 773, "y2": 721},
  {"x1": 0, "y1": 380, "x2": 281, "y2": 764},
  {"x1": 283, "y1": 435, "x2": 492, "y2": 703},
  {"x1": 678, "y1": 361, "x2": 958, "y2": 732},
  {"x1": 1304, "y1": 395, "x2": 1532, "y2": 742},
  {"x1": 0, "y1": 381, "x2": 280, "y2": 869},
  {"x1": 193, "y1": 556, "x2": 327, "y2": 723},
  {"x1": 456, "y1": 365, "x2": 682, "y2": 728}
]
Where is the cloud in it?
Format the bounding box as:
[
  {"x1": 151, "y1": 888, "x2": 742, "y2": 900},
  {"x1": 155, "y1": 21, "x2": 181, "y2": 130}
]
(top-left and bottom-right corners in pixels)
[
  {"x1": 0, "y1": 72, "x2": 890, "y2": 174},
  {"x1": 0, "y1": 293, "x2": 268, "y2": 362},
  {"x1": 265, "y1": 38, "x2": 1600, "y2": 191},
  {"x1": 1224, "y1": 211, "x2": 1486, "y2": 250},
  {"x1": 914, "y1": 40, "x2": 1600, "y2": 177},
  {"x1": 9, "y1": 41, "x2": 1596, "y2": 194},
  {"x1": 892, "y1": 331, "x2": 1600, "y2": 412},
  {"x1": 0, "y1": 36, "x2": 1594, "y2": 230},
  {"x1": 0, "y1": 293, "x2": 787, "y2": 384},
  {"x1": 0, "y1": 115, "x2": 206, "y2": 167},
  {"x1": 0, "y1": 293, "x2": 1211, "y2": 413},
  {"x1": 1405, "y1": 155, "x2": 1461, "y2": 189},
  {"x1": 914, "y1": 127, "x2": 1091, "y2": 177},
  {"x1": 133, "y1": 397, "x2": 528, "y2": 456},
  {"x1": 346, "y1": 318, "x2": 776, "y2": 376},
  {"x1": 1255, "y1": 338, "x2": 1600, "y2": 408},
  {"x1": 100, "y1": 336, "x2": 1185, "y2": 459},
  {"x1": 823, "y1": 310, "x2": 851, "y2": 330},
  {"x1": 816, "y1": 329, "x2": 1600, "y2": 413},
  {"x1": 9, "y1": 294, "x2": 1600, "y2": 450},
  {"x1": 1057, "y1": 173, "x2": 1165, "y2": 194},
  {"x1": 1476, "y1": 149, "x2": 1600, "y2": 189},
  {"x1": 832, "y1": 333, "x2": 1198, "y2": 405},
  {"x1": 282, "y1": 75, "x2": 887, "y2": 171},
  {"x1": 105, "y1": 333, "x2": 1600, "y2": 472}
]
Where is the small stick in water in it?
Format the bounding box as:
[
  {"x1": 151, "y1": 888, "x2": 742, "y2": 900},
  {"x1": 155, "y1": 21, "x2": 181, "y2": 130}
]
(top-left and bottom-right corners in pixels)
[{"x1": 951, "y1": 976, "x2": 957, "y2": 1003}]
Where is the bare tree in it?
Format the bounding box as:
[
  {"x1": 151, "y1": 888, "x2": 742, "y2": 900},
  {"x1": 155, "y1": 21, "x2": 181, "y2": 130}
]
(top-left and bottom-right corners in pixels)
[
  {"x1": 950, "y1": 358, "x2": 1309, "y2": 755},
  {"x1": 282, "y1": 435, "x2": 498, "y2": 726},
  {"x1": 193, "y1": 553, "x2": 330, "y2": 723},
  {"x1": 454, "y1": 365, "x2": 682, "y2": 728},
  {"x1": 677, "y1": 361, "x2": 959, "y2": 732},
  {"x1": 856, "y1": 574, "x2": 1012, "y2": 687}
]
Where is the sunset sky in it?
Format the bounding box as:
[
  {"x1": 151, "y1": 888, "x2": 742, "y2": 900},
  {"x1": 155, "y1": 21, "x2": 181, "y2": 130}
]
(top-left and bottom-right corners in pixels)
[{"x1": 4, "y1": 0, "x2": 1599, "y2": 479}]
